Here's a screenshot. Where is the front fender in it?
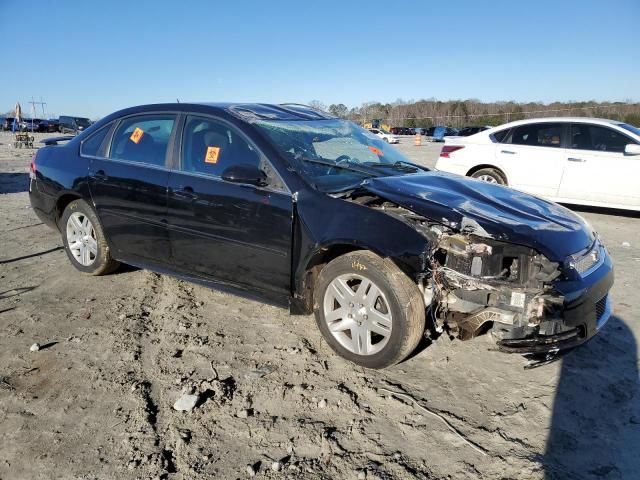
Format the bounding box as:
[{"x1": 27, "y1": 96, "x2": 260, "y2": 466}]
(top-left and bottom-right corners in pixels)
[{"x1": 291, "y1": 189, "x2": 432, "y2": 310}]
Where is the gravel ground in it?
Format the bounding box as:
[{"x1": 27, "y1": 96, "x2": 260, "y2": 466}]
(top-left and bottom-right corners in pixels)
[{"x1": 1, "y1": 132, "x2": 639, "y2": 479}]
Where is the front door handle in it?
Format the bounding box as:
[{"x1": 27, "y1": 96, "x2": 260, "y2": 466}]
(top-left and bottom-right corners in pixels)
[
  {"x1": 91, "y1": 169, "x2": 108, "y2": 180},
  {"x1": 173, "y1": 186, "x2": 198, "y2": 200},
  {"x1": 567, "y1": 157, "x2": 586, "y2": 163},
  {"x1": 501, "y1": 150, "x2": 516, "y2": 155}
]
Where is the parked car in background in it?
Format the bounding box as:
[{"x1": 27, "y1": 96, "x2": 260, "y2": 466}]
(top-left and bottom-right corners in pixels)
[
  {"x1": 455, "y1": 126, "x2": 491, "y2": 137},
  {"x1": 368, "y1": 128, "x2": 399, "y2": 143},
  {"x1": 59, "y1": 115, "x2": 92, "y2": 134},
  {"x1": 430, "y1": 126, "x2": 458, "y2": 142},
  {"x1": 422, "y1": 127, "x2": 435, "y2": 138},
  {"x1": 39, "y1": 119, "x2": 60, "y2": 133},
  {"x1": 390, "y1": 127, "x2": 413, "y2": 135},
  {"x1": 19, "y1": 118, "x2": 43, "y2": 131},
  {"x1": 29, "y1": 103, "x2": 613, "y2": 369},
  {"x1": 2, "y1": 117, "x2": 18, "y2": 131},
  {"x1": 435, "y1": 117, "x2": 640, "y2": 211}
]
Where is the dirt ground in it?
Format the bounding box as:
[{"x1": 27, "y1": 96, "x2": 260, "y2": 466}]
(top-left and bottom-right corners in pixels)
[{"x1": 1, "y1": 132, "x2": 639, "y2": 480}]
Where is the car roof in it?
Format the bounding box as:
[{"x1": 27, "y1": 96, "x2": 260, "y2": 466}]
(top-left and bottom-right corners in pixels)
[
  {"x1": 488, "y1": 117, "x2": 626, "y2": 132},
  {"x1": 103, "y1": 102, "x2": 336, "y2": 123}
]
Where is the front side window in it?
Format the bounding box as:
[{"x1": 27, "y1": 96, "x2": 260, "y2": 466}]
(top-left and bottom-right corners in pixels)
[
  {"x1": 181, "y1": 115, "x2": 261, "y2": 177},
  {"x1": 80, "y1": 123, "x2": 111, "y2": 157},
  {"x1": 511, "y1": 123, "x2": 563, "y2": 148},
  {"x1": 109, "y1": 115, "x2": 175, "y2": 166},
  {"x1": 570, "y1": 124, "x2": 634, "y2": 153}
]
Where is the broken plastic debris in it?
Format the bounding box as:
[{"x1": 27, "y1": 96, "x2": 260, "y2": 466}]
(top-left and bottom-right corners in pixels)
[
  {"x1": 244, "y1": 366, "x2": 276, "y2": 380},
  {"x1": 173, "y1": 393, "x2": 200, "y2": 411}
]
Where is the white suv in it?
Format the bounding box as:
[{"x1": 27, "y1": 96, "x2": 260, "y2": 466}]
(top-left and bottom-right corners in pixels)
[{"x1": 435, "y1": 117, "x2": 640, "y2": 211}]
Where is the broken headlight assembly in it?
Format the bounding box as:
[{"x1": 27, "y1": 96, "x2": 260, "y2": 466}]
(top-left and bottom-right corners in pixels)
[
  {"x1": 565, "y1": 238, "x2": 604, "y2": 278},
  {"x1": 429, "y1": 234, "x2": 565, "y2": 341}
]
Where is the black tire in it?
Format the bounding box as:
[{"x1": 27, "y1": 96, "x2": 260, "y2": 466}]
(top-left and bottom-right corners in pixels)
[
  {"x1": 313, "y1": 251, "x2": 425, "y2": 369},
  {"x1": 60, "y1": 199, "x2": 120, "y2": 275},
  {"x1": 470, "y1": 167, "x2": 507, "y2": 185}
]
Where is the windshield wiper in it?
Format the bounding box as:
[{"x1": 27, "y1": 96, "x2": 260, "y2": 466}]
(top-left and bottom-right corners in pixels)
[
  {"x1": 300, "y1": 157, "x2": 379, "y2": 177},
  {"x1": 365, "y1": 161, "x2": 421, "y2": 173}
]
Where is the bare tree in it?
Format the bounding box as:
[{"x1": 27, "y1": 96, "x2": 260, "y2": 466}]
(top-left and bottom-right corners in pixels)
[
  {"x1": 328, "y1": 103, "x2": 349, "y2": 118},
  {"x1": 343, "y1": 99, "x2": 640, "y2": 128},
  {"x1": 308, "y1": 100, "x2": 327, "y2": 112}
]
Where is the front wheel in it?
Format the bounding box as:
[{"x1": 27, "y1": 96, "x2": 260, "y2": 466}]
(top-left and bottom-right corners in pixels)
[
  {"x1": 60, "y1": 199, "x2": 120, "y2": 275},
  {"x1": 314, "y1": 251, "x2": 425, "y2": 369},
  {"x1": 470, "y1": 167, "x2": 507, "y2": 185}
]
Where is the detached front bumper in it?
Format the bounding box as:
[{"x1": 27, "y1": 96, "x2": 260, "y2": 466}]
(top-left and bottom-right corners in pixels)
[{"x1": 496, "y1": 245, "x2": 614, "y2": 355}]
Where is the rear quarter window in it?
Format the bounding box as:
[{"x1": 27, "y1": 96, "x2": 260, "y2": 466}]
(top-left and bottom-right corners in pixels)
[
  {"x1": 80, "y1": 123, "x2": 112, "y2": 157},
  {"x1": 491, "y1": 128, "x2": 511, "y2": 143}
]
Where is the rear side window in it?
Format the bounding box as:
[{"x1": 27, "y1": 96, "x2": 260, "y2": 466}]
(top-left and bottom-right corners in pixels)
[
  {"x1": 181, "y1": 115, "x2": 260, "y2": 177},
  {"x1": 510, "y1": 123, "x2": 563, "y2": 148},
  {"x1": 80, "y1": 124, "x2": 111, "y2": 157},
  {"x1": 109, "y1": 115, "x2": 175, "y2": 166},
  {"x1": 570, "y1": 124, "x2": 633, "y2": 153}
]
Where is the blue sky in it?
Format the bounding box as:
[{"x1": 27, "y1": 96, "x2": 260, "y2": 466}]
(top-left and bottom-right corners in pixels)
[{"x1": 1, "y1": 0, "x2": 638, "y2": 119}]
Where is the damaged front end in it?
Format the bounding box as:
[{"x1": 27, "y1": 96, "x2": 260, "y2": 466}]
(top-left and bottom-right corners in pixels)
[
  {"x1": 429, "y1": 232, "x2": 573, "y2": 349},
  {"x1": 347, "y1": 192, "x2": 611, "y2": 365}
]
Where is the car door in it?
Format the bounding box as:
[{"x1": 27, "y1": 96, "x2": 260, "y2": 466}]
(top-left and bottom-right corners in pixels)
[
  {"x1": 87, "y1": 113, "x2": 176, "y2": 264},
  {"x1": 495, "y1": 122, "x2": 566, "y2": 198},
  {"x1": 557, "y1": 123, "x2": 640, "y2": 208},
  {"x1": 166, "y1": 114, "x2": 293, "y2": 297}
]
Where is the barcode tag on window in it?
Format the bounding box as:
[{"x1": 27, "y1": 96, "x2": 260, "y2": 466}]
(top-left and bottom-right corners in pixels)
[
  {"x1": 205, "y1": 146, "x2": 221, "y2": 164},
  {"x1": 129, "y1": 127, "x2": 144, "y2": 144}
]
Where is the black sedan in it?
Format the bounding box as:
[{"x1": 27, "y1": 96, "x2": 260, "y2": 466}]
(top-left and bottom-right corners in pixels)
[{"x1": 29, "y1": 103, "x2": 613, "y2": 368}]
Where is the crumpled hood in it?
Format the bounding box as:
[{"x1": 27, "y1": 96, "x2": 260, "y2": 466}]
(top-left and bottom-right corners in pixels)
[{"x1": 361, "y1": 172, "x2": 594, "y2": 261}]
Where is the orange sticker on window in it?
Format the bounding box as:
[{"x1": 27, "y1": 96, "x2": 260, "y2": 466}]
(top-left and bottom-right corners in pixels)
[
  {"x1": 205, "y1": 146, "x2": 221, "y2": 164},
  {"x1": 129, "y1": 127, "x2": 144, "y2": 144},
  {"x1": 368, "y1": 146, "x2": 383, "y2": 156}
]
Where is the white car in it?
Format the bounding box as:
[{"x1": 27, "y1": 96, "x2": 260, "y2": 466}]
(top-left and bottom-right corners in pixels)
[
  {"x1": 369, "y1": 128, "x2": 399, "y2": 144},
  {"x1": 435, "y1": 117, "x2": 640, "y2": 211}
]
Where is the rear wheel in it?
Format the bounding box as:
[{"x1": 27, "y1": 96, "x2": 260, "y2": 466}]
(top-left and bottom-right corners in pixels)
[
  {"x1": 60, "y1": 199, "x2": 120, "y2": 275},
  {"x1": 470, "y1": 167, "x2": 507, "y2": 185},
  {"x1": 314, "y1": 251, "x2": 425, "y2": 369}
]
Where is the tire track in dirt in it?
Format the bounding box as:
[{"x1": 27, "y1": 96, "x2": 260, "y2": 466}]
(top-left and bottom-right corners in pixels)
[
  {"x1": 137, "y1": 275, "x2": 205, "y2": 476},
  {"x1": 110, "y1": 271, "x2": 190, "y2": 476}
]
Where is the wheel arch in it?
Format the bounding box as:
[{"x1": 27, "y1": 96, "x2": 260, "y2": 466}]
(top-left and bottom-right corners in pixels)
[
  {"x1": 54, "y1": 192, "x2": 84, "y2": 229},
  {"x1": 291, "y1": 241, "x2": 421, "y2": 315},
  {"x1": 466, "y1": 164, "x2": 509, "y2": 184}
]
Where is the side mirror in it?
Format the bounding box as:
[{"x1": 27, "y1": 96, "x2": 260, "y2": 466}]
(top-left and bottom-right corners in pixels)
[
  {"x1": 221, "y1": 164, "x2": 268, "y2": 187},
  {"x1": 624, "y1": 144, "x2": 640, "y2": 155}
]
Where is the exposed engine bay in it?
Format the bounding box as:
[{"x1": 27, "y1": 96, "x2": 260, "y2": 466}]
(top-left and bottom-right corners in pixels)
[{"x1": 343, "y1": 193, "x2": 579, "y2": 361}]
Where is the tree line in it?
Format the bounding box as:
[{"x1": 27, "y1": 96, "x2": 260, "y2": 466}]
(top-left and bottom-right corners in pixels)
[{"x1": 309, "y1": 99, "x2": 640, "y2": 128}]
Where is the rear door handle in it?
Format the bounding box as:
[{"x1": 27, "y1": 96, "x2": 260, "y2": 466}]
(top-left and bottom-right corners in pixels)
[
  {"x1": 567, "y1": 157, "x2": 586, "y2": 163},
  {"x1": 501, "y1": 150, "x2": 516, "y2": 155},
  {"x1": 173, "y1": 186, "x2": 197, "y2": 200}
]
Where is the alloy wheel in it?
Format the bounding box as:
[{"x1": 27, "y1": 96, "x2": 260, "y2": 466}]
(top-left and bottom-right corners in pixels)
[
  {"x1": 476, "y1": 174, "x2": 499, "y2": 183},
  {"x1": 66, "y1": 212, "x2": 98, "y2": 266},
  {"x1": 323, "y1": 274, "x2": 392, "y2": 355}
]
